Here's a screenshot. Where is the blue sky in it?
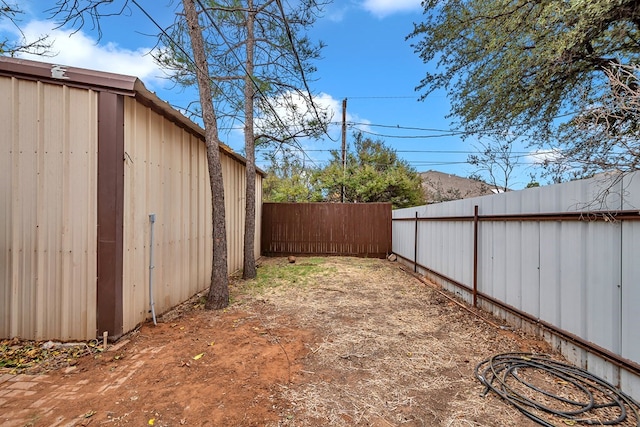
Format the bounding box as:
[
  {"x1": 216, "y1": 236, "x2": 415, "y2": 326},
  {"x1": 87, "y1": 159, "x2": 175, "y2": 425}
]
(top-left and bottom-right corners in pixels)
[{"x1": 2, "y1": 0, "x2": 544, "y2": 189}]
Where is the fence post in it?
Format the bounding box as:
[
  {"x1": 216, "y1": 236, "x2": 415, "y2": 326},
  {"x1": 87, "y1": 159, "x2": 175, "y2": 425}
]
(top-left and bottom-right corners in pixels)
[
  {"x1": 414, "y1": 211, "x2": 419, "y2": 273},
  {"x1": 473, "y1": 205, "x2": 479, "y2": 307}
]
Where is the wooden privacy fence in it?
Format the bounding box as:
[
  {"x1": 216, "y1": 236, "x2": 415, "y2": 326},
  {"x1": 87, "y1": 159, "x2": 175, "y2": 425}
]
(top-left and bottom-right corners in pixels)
[{"x1": 261, "y1": 202, "x2": 392, "y2": 258}]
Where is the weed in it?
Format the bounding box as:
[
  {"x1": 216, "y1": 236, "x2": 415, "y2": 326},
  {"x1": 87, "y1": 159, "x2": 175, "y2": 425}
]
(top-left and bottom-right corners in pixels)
[{"x1": 244, "y1": 257, "x2": 336, "y2": 294}]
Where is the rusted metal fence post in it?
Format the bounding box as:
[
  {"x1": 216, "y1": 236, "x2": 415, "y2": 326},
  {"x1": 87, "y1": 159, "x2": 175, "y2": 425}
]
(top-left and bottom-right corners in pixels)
[{"x1": 473, "y1": 205, "x2": 479, "y2": 307}]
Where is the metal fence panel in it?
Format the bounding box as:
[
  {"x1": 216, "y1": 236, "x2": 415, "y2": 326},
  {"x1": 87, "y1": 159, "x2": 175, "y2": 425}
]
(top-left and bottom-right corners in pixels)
[
  {"x1": 585, "y1": 222, "x2": 622, "y2": 353},
  {"x1": 392, "y1": 171, "x2": 640, "y2": 401},
  {"x1": 538, "y1": 222, "x2": 561, "y2": 327},
  {"x1": 622, "y1": 221, "x2": 640, "y2": 363}
]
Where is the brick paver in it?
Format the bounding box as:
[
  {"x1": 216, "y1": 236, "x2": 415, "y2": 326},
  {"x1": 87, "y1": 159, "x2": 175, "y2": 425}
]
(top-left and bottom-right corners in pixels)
[{"x1": 0, "y1": 342, "x2": 152, "y2": 427}]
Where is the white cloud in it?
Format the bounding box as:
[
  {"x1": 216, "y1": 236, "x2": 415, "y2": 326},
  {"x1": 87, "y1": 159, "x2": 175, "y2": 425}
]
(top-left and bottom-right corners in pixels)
[
  {"x1": 251, "y1": 91, "x2": 372, "y2": 166},
  {"x1": 527, "y1": 148, "x2": 564, "y2": 165},
  {"x1": 361, "y1": 0, "x2": 422, "y2": 17},
  {"x1": 9, "y1": 20, "x2": 164, "y2": 86},
  {"x1": 256, "y1": 91, "x2": 336, "y2": 135},
  {"x1": 325, "y1": 5, "x2": 350, "y2": 22},
  {"x1": 262, "y1": 91, "x2": 371, "y2": 138}
]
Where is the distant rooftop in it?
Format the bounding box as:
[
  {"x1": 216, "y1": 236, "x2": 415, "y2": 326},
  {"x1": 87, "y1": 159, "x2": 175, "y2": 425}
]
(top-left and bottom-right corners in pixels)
[{"x1": 420, "y1": 170, "x2": 503, "y2": 203}]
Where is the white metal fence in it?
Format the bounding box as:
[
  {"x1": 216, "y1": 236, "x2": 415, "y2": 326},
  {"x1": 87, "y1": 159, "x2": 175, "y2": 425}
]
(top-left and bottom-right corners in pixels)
[{"x1": 392, "y1": 172, "x2": 640, "y2": 401}]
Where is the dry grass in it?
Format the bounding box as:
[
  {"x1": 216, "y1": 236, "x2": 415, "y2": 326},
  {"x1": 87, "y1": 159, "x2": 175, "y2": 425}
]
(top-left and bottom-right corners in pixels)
[{"x1": 234, "y1": 256, "x2": 550, "y2": 426}]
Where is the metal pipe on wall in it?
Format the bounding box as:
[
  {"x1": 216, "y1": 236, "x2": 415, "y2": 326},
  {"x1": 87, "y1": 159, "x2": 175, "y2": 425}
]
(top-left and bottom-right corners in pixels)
[{"x1": 148, "y1": 213, "x2": 157, "y2": 326}]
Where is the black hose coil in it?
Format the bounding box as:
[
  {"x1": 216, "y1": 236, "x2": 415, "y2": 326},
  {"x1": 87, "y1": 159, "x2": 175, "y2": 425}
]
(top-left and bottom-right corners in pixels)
[{"x1": 475, "y1": 353, "x2": 640, "y2": 426}]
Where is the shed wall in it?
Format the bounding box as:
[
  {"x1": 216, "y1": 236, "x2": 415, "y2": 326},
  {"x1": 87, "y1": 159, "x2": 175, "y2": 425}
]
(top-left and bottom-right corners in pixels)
[
  {"x1": 121, "y1": 98, "x2": 213, "y2": 332},
  {"x1": 121, "y1": 97, "x2": 263, "y2": 331},
  {"x1": 0, "y1": 77, "x2": 98, "y2": 341},
  {"x1": 1, "y1": 60, "x2": 263, "y2": 341}
]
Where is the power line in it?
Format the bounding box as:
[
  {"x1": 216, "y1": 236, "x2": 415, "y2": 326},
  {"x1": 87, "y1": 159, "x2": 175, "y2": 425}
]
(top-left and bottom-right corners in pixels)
[
  {"x1": 345, "y1": 96, "x2": 416, "y2": 99},
  {"x1": 346, "y1": 122, "x2": 467, "y2": 134},
  {"x1": 274, "y1": 0, "x2": 334, "y2": 142},
  {"x1": 130, "y1": 0, "x2": 241, "y2": 116},
  {"x1": 195, "y1": 0, "x2": 322, "y2": 166},
  {"x1": 256, "y1": 147, "x2": 534, "y2": 155},
  {"x1": 353, "y1": 127, "x2": 465, "y2": 139},
  {"x1": 123, "y1": 2, "x2": 580, "y2": 166}
]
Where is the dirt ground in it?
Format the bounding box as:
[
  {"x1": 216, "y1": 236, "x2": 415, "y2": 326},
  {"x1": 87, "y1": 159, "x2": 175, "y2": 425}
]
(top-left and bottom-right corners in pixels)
[{"x1": 0, "y1": 256, "x2": 625, "y2": 426}]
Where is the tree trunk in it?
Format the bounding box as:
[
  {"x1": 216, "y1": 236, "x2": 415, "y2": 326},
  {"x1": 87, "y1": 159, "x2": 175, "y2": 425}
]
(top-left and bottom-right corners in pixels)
[
  {"x1": 242, "y1": 0, "x2": 257, "y2": 279},
  {"x1": 183, "y1": 0, "x2": 229, "y2": 308}
]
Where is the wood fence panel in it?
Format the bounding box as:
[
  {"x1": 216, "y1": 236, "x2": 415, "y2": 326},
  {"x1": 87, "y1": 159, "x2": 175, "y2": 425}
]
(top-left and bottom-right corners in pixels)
[{"x1": 261, "y1": 203, "x2": 391, "y2": 258}]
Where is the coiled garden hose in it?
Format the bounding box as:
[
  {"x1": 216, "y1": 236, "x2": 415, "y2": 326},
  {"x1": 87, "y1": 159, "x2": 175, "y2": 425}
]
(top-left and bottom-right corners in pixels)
[{"x1": 475, "y1": 352, "x2": 640, "y2": 426}]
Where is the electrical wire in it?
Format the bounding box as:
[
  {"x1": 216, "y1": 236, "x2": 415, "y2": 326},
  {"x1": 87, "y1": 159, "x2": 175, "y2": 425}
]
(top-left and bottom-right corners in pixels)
[
  {"x1": 274, "y1": 0, "x2": 334, "y2": 142},
  {"x1": 475, "y1": 353, "x2": 640, "y2": 426},
  {"x1": 195, "y1": 0, "x2": 328, "y2": 165}
]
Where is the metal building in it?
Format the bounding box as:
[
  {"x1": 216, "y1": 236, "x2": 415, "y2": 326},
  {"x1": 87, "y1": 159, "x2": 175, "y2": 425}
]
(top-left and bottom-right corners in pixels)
[{"x1": 0, "y1": 57, "x2": 263, "y2": 342}]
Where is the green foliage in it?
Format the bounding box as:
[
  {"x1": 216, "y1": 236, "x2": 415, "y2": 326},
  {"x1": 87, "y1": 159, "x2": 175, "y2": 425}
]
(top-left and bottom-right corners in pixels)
[
  {"x1": 409, "y1": 0, "x2": 640, "y2": 178},
  {"x1": 263, "y1": 152, "x2": 323, "y2": 202},
  {"x1": 263, "y1": 134, "x2": 425, "y2": 207},
  {"x1": 314, "y1": 133, "x2": 426, "y2": 208}
]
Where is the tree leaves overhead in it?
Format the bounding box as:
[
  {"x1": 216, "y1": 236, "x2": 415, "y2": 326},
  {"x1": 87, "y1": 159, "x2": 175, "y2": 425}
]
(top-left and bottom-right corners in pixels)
[{"x1": 409, "y1": 0, "x2": 640, "y2": 138}]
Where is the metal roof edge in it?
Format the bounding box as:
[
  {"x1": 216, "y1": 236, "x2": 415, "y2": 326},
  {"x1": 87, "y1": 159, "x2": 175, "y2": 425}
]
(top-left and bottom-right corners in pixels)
[
  {"x1": 132, "y1": 81, "x2": 265, "y2": 176},
  {"x1": 0, "y1": 56, "x2": 265, "y2": 177},
  {"x1": 0, "y1": 55, "x2": 137, "y2": 94}
]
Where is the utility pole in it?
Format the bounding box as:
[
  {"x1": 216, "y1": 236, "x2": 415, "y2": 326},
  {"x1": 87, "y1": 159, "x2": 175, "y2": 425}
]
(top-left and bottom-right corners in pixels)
[{"x1": 341, "y1": 97, "x2": 347, "y2": 203}]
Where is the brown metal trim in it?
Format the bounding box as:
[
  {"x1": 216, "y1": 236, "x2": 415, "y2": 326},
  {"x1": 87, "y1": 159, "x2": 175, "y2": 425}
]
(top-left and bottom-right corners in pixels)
[
  {"x1": 393, "y1": 253, "x2": 640, "y2": 377},
  {"x1": 395, "y1": 252, "x2": 473, "y2": 293},
  {"x1": 97, "y1": 91, "x2": 125, "y2": 340},
  {"x1": 394, "y1": 209, "x2": 640, "y2": 223},
  {"x1": 473, "y1": 205, "x2": 479, "y2": 307},
  {"x1": 477, "y1": 290, "x2": 640, "y2": 376},
  {"x1": 479, "y1": 210, "x2": 640, "y2": 222},
  {"x1": 0, "y1": 56, "x2": 137, "y2": 95},
  {"x1": 394, "y1": 215, "x2": 472, "y2": 222},
  {"x1": 0, "y1": 56, "x2": 265, "y2": 177}
]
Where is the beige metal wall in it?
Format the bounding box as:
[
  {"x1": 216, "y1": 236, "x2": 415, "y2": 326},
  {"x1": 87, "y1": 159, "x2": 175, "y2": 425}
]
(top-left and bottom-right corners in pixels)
[
  {"x1": 0, "y1": 77, "x2": 98, "y2": 341},
  {"x1": 222, "y1": 154, "x2": 263, "y2": 271},
  {"x1": 121, "y1": 97, "x2": 263, "y2": 331}
]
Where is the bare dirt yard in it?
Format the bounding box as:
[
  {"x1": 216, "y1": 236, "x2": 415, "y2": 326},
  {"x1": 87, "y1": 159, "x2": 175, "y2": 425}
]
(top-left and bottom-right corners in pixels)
[{"x1": 1, "y1": 256, "x2": 631, "y2": 426}]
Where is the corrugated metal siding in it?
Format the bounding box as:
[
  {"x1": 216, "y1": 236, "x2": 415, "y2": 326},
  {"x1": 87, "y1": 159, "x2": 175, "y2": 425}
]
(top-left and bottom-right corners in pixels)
[
  {"x1": 122, "y1": 98, "x2": 213, "y2": 332},
  {"x1": 121, "y1": 98, "x2": 263, "y2": 331},
  {"x1": 392, "y1": 172, "x2": 640, "y2": 400},
  {"x1": 254, "y1": 174, "x2": 263, "y2": 260},
  {"x1": 222, "y1": 163, "x2": 264, "y2": 268},
  {"x1": 622, "y1": 173, "x2": 640, "y2": 397},
  {"x1": 222, "y1": 154, "x2": 246, "y2": 273},
  {"x1": 0, "y1": 77, "x2": 98, "y2": 340}
]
